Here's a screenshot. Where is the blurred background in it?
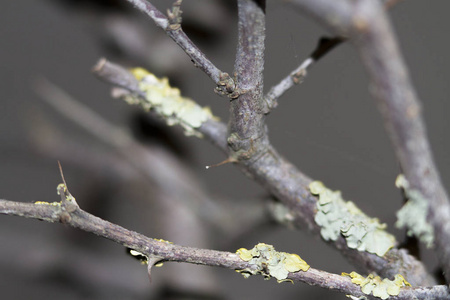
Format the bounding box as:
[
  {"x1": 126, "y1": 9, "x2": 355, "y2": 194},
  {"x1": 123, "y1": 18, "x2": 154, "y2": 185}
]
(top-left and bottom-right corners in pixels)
[{"x1": 1, "y1": 0, "x2": 450, "y2": 299}]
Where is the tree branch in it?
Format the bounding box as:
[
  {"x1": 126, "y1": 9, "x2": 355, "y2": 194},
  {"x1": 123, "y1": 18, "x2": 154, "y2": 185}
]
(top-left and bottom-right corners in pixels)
[
  {"x1": 265, "y1": 0, "x2": 402, "y2": 109},
  {"x1": 1, "y1": 198, "x2": 448, "y2": 299},
  {"x1": 264, "y1": 36, "x2": 343, "y2": 109},
  {"x1": 92, "y1": 58, "x2": 228, "y2": 152},
  {"x1": 121, "y1": 0, "x2": 235, "y2": 97},
  {"x1": 227, "y1": 0, "x2": 269, "y2": 162},
  {"x1": 34, "y1": 77, "x2": 236, "y2": 234},
  {"x1": 288, "y1": 0, "x2": 450, "y2": 283},
  {"x1": 93, "y1": 58, "x2": 434, "y2": 286}
]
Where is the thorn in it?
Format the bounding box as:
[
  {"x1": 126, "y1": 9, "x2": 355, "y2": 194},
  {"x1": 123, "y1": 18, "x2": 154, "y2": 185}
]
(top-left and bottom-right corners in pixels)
[
  {"x1": 205, "y1": 157, "x2": 236, "y2": 169},
  {"x1": 147, "y1": 256, "x2": 164, "y2": 283},
  {"x1": 58, "y1": 161, "x2": 68, "y2": 188},
  {"x1": 147, "y1": 263, "x2": 153, "y2": 283}
]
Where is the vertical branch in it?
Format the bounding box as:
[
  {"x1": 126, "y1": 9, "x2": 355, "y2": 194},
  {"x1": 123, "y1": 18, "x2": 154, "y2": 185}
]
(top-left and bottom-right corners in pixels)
[
  {"x1": 228, "y1": 0, "x2": 269, "y2": 161},
  {"x1": 289, "y1": 0, "x2": 450, "y2": 282}
]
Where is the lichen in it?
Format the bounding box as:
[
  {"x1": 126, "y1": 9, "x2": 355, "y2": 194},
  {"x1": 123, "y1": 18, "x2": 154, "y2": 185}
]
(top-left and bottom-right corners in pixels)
[
  {"x1": 128, "y1": 249, "x2": 149, "y2": 265},
  {"x1": 395, "y1": 174, "x2": 434, "y2": 248},
  {"x1": 153, "y1": 238, "x2": 173, "y2": 244},
  {"x1": 56, "y1": 183, "x2": 77, "y2": 204},
  {"x1": 342, "y1": 271, "x2": 411, "y2": 299},
  {"x1": 34, "y1": 201, "x2": 61, "y2": 207},
  {"x1": 236, "y1": 243, "x2": 309, "y2": 283},
  {"x1": 121, "y1": 67, "x2": 218, "y2": 138},
  {"x1": 309, "y1": 181, "x2": 396, "y2": 257}
]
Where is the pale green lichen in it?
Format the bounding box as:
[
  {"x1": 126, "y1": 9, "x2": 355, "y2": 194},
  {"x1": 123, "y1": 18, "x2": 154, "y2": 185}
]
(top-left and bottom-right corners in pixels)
[
  {"x1": 122, "y1": 68, "x2": 218, "y2": 138},
  {"x1": 236, "y1": 243, "x2": 309, "y2": 283},
  {"x1": 269, "y1": 202, "x2": 295, "y2": 229},
  {"x1": 342, "y1": 271, "x2": 411, "y2": 299},
  {"x1": 395, "y1": 174, "x2": 434, "y2": 248},
  {"x1": 309, "y1": 181, "x2": 396, "y2": 257}
]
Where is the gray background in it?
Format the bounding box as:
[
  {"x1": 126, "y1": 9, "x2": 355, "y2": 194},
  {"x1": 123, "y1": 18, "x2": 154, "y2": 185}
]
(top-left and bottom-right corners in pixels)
[{"x1": 1, "y1": 0, "x2": 449, "y2": 299}]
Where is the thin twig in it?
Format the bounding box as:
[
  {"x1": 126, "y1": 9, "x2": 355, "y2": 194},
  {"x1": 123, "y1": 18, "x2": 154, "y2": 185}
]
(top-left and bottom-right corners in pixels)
[
  {"x1": 122, "y1": 0, "x2": 235, "y2": 96},
  {"x1": 0, "y1": 199, "x2": 448, "y2": 299},
  {"x1": 288, "y1": 0, "x2": 450, "y2": 283},
  {"x1": 266, "y1": 0, "x2": 403, "y2": 109},
  {"x1": 264, "y1": 37, "x2": 343, "y2": 108}
]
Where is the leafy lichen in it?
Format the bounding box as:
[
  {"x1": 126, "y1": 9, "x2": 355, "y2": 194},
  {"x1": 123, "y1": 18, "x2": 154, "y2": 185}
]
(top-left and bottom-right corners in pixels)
[
  {"x1": 121, "y1": 68, "x2": 218, "y2": 138},
  {"x1": 236, "y1": 243, "x2": 309, "y2": 283},
  {"x1": 342, "y1": 271, "x2": 411, "y2": 299},
  {"x1": 309, "y1": 181, "x2": 396, "y2": 257},
  {"x1": 395, "y1": 174, "x2": 434, "y2": 248}
]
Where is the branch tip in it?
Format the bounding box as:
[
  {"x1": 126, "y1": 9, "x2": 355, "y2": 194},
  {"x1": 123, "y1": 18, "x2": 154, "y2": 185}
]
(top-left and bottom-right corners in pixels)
[{"x1": 92, "y1": 57, "x2": 107, "y2": 73}]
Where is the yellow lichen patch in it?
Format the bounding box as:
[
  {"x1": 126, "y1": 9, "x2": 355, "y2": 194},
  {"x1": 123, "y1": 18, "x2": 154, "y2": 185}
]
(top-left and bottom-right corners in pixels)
[
  {"x1": 342, "y1": 272, "x2": 411, "y2": 299},
  {"x1": 283, "y1": 253, "x2": 309, "y2": 272},
  {"x1": 130, "y1": 67, "x2": 151, "y2": 81},
  {"x1": 237, "y1": 248, "x2": 253, "y2": 261},
  {"x1": 153, "y1": 238, "x2": 173, "y2": 244},
  {"x1": 34, "y1": 201, "x2": 61, "y2": 207},
  {"x1": 236, "y1": 243, "x2": 309, "y2": 283},
  {"x1": 309, "y1": 181, "x2": 396, "y2": 257},
  {"x1": 56, "y1": 183, "x2": 67, "y2": 194},
  {"x1": 123, "y1": 67, "x2": 219, "y2": 138}
]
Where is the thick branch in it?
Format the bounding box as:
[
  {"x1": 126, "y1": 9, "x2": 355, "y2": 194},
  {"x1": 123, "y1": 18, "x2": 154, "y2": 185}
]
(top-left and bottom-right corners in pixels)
[
  {"x1": 1, "y1": 199, "x2": 448, "y2": 299},
  {"x1": 288, "y1": 0, "x2": 450, "y2": 283},
  {"x1": 93, "y1": 58, "x2": 434, "y2": 286},
  {"x1": 122, "y1": 0, "x2": 235, "y2": 95},
  {"x1": 228, "y1": 0, "x2": 269, "y2": 162}
]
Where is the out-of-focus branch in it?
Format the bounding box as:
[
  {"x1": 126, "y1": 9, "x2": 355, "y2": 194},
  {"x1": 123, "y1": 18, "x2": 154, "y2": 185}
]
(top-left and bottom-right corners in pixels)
[
  {"x1": 93, "y1": 58, "x2": 434, "y2": 286},
  {"x1": 34, "y1": 77, "x2": 235, "y2": 234},
  {"x1": 266, "y1": 0, "x2": 402, "y2": 109},
  {"x1": 1, "y1": 198, "x2": 448, "y2": 299},
  {"x1": 122, "y1": 0, "x2": 235, "y2": 97},
  {"x1": 288, "y1": 0, "x2": 450, "y2": 283}
]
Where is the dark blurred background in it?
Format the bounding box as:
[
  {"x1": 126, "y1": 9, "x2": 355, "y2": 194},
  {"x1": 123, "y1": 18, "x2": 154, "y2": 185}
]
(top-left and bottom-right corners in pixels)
[{"x1": 1, "y1": 0, "x2": 450, "y2": 299}]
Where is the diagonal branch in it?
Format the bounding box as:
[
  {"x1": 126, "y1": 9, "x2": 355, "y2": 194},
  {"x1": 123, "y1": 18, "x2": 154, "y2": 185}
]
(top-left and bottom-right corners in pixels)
[
  {"x1": 1, "y1": 198, "x2": 448, "y2": 299},
  {"x1": 122, "y1": 0, "x2": 235, "y2": 97},
  {"x1": 93, "y1": 58, "x2": 434, "y2": 286},
  {"x1": 288, "y1": 0, "x2": 450, "y2": 283},
  {"x1": 265, "y1": 0, "x2": 403, "y2": 110},
  {"x1": 92, "y1": 58, "x2": 228, "y2": 152},
  {"x1": 264, "y1": 36, "x2": 343, "y2": 109}
]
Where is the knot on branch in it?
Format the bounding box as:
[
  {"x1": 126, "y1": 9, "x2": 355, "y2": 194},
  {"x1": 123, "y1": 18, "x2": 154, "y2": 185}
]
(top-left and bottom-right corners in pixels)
[
  {"x1": 214, "y1": 72, "x2": 241, "y2": 99},
  {"x1": 227, "y1": 132, "x2": 269, "y2": 162},
  {"x1": 167, "y1": 0, "x2": 183, "y2": 31}
]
